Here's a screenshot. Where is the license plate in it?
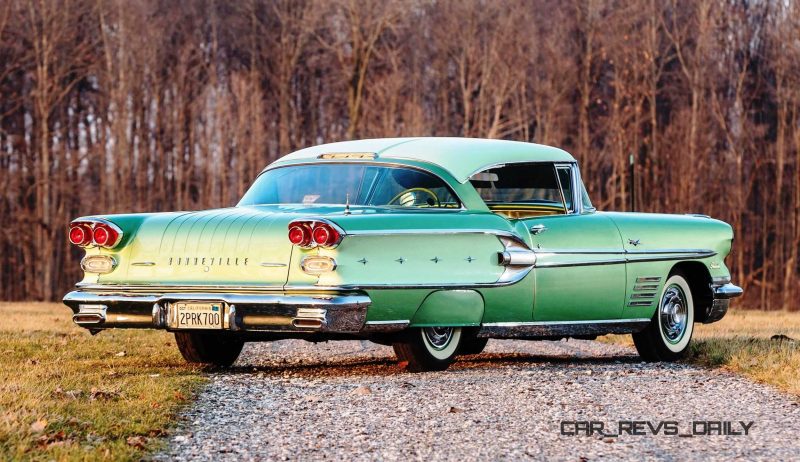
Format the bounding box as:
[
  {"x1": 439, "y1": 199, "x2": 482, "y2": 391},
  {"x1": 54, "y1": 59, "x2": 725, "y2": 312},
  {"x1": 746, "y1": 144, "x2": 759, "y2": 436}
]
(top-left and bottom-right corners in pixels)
[{"x1": 174, "y1": 302, "x2": 223, "y2": 329}]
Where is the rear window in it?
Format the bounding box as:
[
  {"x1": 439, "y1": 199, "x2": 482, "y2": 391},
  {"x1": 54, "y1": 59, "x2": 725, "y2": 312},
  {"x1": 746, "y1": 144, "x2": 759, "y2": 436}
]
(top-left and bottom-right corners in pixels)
[{"x1": 239, "y1": 164, "x2": 460, "y2": 209}]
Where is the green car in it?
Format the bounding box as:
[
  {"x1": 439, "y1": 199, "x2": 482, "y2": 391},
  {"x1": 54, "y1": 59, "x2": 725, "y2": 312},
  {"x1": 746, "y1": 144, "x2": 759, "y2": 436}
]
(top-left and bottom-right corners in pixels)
[{"x1": 64, "y1": 138, "x2": 742, "y2": 371}]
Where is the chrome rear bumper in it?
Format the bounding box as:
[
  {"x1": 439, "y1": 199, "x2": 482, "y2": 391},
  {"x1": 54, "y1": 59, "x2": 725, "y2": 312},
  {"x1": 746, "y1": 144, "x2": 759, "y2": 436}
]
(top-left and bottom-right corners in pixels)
[
  {"x1": 704, "y1": 279, "x2": 743, "y2": 323},
  {"x1": 63, "y1": 290, "x2": 371, "y2": 333}
]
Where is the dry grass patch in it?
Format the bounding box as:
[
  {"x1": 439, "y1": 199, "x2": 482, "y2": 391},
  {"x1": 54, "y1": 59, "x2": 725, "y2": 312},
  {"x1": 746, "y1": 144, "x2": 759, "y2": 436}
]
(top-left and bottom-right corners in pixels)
[
  {"x1": 0, "y1": 302, "x2": 205, "y2": 461},
  {"x1": 603, "y1": 309, "x2": 800, "y2": 395}
]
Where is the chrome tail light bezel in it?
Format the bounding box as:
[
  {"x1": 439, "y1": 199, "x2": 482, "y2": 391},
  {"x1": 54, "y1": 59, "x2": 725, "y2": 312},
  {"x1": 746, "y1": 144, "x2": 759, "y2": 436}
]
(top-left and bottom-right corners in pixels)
[
  {"x1": 287, "y1": 219, "x2": 344, "y2": 249},
  {"x1": 68, "y1": 222, "x2": 94, "y2": 246},
  {"x1": 68, "y1": 218, "x2": 124, "y2": 249}
]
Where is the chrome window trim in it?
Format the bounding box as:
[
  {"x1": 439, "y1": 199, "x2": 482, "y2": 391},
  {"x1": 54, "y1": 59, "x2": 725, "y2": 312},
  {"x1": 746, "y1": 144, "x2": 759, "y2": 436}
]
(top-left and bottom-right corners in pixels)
[
  {"x1": 553, "y1": 162, "x2": 576, "y2": 214},
  {"x1": 468, "y1": 160, "x2": 580, "y2": 215},
  {"x1": 573, "y1": 164, "x2": 596, "y2": 214},
  {"x1": 463, "y1": 160, "x2": 578, "y2": 183}
]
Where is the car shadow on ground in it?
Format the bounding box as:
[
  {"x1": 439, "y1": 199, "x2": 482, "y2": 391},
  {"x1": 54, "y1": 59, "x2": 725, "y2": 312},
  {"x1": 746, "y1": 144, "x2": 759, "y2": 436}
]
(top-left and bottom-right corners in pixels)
[{"x1": 218, "y1": 351, "x2": 645, "y2": 378}]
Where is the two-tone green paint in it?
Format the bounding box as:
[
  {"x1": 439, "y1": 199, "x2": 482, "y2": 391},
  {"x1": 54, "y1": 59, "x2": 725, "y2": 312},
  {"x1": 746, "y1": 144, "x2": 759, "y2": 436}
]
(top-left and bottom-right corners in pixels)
[{"x1": 72, "y1": 138, "x2": 736, "y2": 330}]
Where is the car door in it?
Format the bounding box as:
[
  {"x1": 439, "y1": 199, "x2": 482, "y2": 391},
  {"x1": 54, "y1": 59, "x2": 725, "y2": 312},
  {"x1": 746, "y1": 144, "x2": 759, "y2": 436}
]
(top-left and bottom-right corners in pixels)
[{"x1": 521, "y1": 164, "x2": 626, "y2": 322}]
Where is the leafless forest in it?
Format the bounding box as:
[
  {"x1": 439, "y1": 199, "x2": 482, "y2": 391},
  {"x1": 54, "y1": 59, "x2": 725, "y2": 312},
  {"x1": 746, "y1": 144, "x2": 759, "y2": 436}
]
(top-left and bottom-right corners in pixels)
[{"x1": 0, "y1": 0, "x2": 798, "y2": 307}]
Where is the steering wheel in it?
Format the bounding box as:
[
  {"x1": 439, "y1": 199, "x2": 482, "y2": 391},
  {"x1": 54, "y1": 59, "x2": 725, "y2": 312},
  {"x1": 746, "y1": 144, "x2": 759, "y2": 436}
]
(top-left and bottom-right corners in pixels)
[{"x1": 388, "y1": 187, "x2": 440, "y2": 207}]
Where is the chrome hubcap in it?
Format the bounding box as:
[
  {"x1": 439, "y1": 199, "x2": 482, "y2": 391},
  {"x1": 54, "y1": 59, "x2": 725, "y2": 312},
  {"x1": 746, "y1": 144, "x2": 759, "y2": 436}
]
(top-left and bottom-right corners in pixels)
[
  {"x1": 423, "y1": 327, "x2": 453, "y2": 350},
  {"x1": 659, "y1": 284, "x2": 688, "y2": 344}
]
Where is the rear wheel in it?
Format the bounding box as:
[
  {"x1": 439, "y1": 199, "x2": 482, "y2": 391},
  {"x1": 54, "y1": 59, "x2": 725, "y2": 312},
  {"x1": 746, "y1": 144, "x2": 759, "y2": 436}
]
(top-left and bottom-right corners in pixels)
[
  {"x1": 393, "y1": 327, "x2": 463, "y2": 372},
  {"x1": 174, "y1": 331, "x2": 244, "y2": 367},
  {"x1": 632, "y1": 273, "x2": 695, "y2": 362},
  {"x1": 458, "y1": 328, "x2": 489, "y2": 355}
]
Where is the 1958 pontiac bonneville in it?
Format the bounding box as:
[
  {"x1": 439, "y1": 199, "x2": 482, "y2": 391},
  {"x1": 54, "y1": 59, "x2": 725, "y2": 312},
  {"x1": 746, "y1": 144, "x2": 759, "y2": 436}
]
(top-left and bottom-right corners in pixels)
[{"x1": 64, "y1": 138, "x2": 742, "y2": 371}]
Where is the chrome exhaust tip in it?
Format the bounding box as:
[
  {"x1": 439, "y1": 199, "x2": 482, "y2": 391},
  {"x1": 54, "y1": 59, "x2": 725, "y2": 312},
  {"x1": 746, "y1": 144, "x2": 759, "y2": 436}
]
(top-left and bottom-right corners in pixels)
[
  {"x1": 73, "y1": 313, "x2": 105, "y2": 325},
  {"x1": 292, "y1": 307, "x2": 326, "y2": 329},
  {"x1": 73, "y1": 304, "x2": 107, "y2": 325},
  {"x1": 291, "y1": 318, "x2": 323, "y2": 329}
]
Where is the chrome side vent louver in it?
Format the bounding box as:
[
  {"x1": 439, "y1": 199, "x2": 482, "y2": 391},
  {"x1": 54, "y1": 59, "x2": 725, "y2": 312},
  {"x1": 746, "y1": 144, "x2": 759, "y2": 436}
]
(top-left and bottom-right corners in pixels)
[{"x1": 628, "y1": 277, "x2": 662, "y2": 307}]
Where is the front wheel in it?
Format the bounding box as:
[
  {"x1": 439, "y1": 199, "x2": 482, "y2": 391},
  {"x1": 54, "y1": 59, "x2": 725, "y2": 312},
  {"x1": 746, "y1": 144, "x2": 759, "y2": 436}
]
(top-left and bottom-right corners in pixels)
[
  {"x1": 393, "y1": 327, "x2": 462, "y2": 372},
  {"x1": 174, "y1": 331, "x2": 244, "y2": 367},
  {"x1": 632, "y1": 273, "x2": 695, "y2": 361}
]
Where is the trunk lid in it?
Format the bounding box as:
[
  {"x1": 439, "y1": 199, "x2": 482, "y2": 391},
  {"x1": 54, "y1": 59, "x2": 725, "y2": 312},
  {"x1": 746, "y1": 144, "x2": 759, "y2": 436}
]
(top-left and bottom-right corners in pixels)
[{"x1": 102, "y1": 206, "x2": 310, "y2": 286}]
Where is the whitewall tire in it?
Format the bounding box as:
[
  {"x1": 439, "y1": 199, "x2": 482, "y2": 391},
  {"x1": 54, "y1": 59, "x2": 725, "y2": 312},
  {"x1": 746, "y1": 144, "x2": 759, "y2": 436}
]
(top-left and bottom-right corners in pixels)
[
  {"x1": 393, "y1": 327, "x2": 463, "y2": 372},
  {"x1": 633, "y1": 272, "x2": 695, "y2": 361}
]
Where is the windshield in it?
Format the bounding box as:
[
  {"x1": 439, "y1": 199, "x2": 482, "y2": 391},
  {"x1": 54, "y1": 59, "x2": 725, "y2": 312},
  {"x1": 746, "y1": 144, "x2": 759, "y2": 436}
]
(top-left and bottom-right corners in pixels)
[{"x1": 239, "y1": 164, "x2": 461, "y2": 208}]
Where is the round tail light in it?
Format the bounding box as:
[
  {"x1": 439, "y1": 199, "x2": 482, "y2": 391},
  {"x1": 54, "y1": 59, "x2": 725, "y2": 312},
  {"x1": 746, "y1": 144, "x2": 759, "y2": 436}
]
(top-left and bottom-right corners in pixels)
[
  {"x1": 288, "y1": 220, "x2": 342, "y2": 248},
  {"x1": 68, "y1": 223, "x2": 93, "y2": 246},
  {"x1": 92, "y1": 224, "x2": 120, "y2": 248},
  {"x1": 312, "y1": 223, "x2": 340, "y2": 247},
  {"x1": 288, "y1": 224, "x2": 311, "y2": 246}
]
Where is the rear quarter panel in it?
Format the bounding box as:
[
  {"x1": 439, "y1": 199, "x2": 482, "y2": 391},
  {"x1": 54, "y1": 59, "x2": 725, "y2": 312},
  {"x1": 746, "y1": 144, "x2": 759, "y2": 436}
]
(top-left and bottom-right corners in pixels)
[{"x1": 287, "y1": 211, "x2": 529, "y2": 324}]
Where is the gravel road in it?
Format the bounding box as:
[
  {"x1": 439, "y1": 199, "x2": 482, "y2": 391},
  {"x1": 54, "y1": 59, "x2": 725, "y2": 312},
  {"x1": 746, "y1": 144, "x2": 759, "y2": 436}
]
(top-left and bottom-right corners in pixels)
[{"x1": 156, "y1": 338, "x2": 800, "y2": 461}]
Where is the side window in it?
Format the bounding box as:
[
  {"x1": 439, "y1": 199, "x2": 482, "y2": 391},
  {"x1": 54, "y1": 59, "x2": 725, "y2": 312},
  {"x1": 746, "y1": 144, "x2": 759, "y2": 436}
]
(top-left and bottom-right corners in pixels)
[
  {"x1": 581, "y1": 180, "x2": 595, "y2": 212},
  {"x1": 556, "y1": 166, "x2": 574, "y2": 212},
  {"x1": 469, "y1": 163, "x2": 572, "y2": 218}
]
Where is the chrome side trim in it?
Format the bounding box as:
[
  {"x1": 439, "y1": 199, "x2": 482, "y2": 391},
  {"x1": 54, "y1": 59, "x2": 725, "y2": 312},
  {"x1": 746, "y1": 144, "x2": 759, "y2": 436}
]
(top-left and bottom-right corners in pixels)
[
  {"x1": 76, "y1": 282, "x2": 288, "y2": 293},
  {"x1": 260, "y1": 262, "x2": 287, "y2": 267},
  {"x1": 533, "y1": 248, "x2": 715, "y2": 255},
  {"x1": 478, "y1": 318, "x2": 650, "y2": 338},
  {"x1": 77, "y1": 281, "x2": 536, "y2": 292},
  {"x1": 535, "y1": 258, "x2": 627, "y2": 268},
  {"x1": 514, "y1": 249, "x2": 714, "y2": 269},
  {"x1": 626, "y1": 250, "x2": 716, "y2": 263},
  {"x1": 482, "y1": 318, "x2": 651, "y2": 327},
  {"x1": 74, "y1": 246, "x2": 712, "y2": 293},
  {"x1": 345, "y1": 228, "x2": 524, "y2": 240},
  {"x1": 132, "y1": 261, "x2": 156, "y2": 267},
  {"x1": 627, "y1": 300, "x2": 654, "y2": 307},
  {"x1": 362, "y1": 320, "x2": 410, "y2": 332}
]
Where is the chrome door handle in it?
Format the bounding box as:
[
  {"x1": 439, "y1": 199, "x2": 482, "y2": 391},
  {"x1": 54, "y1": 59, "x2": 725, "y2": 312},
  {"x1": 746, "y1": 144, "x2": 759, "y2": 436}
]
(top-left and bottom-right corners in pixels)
[{"x1": 530, "y1": 224, "x2": 547, "y2": 235}]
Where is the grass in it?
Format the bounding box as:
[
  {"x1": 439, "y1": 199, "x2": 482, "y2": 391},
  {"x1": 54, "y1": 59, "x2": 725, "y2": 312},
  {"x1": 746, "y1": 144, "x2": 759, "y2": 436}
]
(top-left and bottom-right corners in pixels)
[
  {"x1": 3, "y1": 303, "x2": 799, "y2": 459},
  {"x1": 603, "y1": 309, "x2": 800, "y2": 396},
  {"x1": 0, "y1": 302, "x2": 205, "y2": 461}
]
